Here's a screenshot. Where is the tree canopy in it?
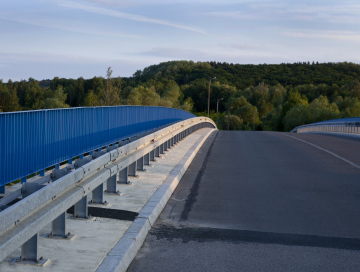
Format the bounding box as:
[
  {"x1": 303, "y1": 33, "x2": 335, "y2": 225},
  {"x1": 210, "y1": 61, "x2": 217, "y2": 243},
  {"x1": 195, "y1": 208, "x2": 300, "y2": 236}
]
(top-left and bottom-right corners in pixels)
[{"x1": 1, "y1": 61, "x2": 360, "y2": 131}]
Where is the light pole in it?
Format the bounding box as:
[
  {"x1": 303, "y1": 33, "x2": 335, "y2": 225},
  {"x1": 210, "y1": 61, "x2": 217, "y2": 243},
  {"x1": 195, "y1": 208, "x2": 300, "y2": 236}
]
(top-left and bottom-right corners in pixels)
[
  {"x1": 216, "y1": 98, "x2": 223, "y2": 127},
  {"x1": 227, "y1": 107, "x2": 233, "y2": 130},
  {"x1": 207, "y1": 77, "x2": 216, "y2": 117}
]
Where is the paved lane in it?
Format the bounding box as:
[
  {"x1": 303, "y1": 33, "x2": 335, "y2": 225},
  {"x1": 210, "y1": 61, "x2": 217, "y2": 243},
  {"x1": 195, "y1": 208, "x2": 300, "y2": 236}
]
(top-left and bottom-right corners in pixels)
[{"x1": 128, "y1": 131, "x2": 360, "y2": 272}]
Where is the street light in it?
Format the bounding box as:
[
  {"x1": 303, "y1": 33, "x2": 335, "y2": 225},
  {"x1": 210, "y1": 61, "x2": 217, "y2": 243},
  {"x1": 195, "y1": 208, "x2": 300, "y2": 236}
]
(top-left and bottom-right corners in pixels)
[
  {"x1": 216, "y1": 98, "x2": 223, "y2": 127},
  {"x1": 207, "y1": 77, "x2": 216, "y2": 117},
  {"x1": 227, "y1": 107, "x2": 233, "y2": 130}
]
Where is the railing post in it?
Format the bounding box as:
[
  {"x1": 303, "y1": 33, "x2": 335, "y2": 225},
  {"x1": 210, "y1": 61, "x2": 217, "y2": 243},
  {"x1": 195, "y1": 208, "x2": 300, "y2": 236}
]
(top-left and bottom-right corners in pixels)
[
  {"x1": 105, "y1": 174, "x2": 121, "y2": 195},
  {"x1": 73, "y1": 196, "x2": 93, "y2": 220},
  {"x1": 90, "y1": 183, "x2": 107, "y2": 205},
  {"x1": 118, "y1": 167, "x2": 131, "y2": 184},
  {"x1": 11, "y1": 183, "x2": 50, "y2": 266},
  {"x1": 155, "y1": 146, "x2": 161, "y2": 158},
  {"x1": 0, "y1": 185, "x2": 4, "y2": 194},
  {"x1": 128, "y1": 161, "x2": 138, "y2": 177},
  {"x1": 144, "y1": 152, "x2": 152, "y2": 166},
  {"x1": 150, "y1": 150, "x2": 156, "y2": 162},
  {"x1": 137, "y1": 156, "x2": 146, "y2": 171},
  {"x1": 160, "y1": 143, "x2": 164, "y2": 155},
  {"x1": 46, "y1": 212, "x2": 74, "y2": 240}
]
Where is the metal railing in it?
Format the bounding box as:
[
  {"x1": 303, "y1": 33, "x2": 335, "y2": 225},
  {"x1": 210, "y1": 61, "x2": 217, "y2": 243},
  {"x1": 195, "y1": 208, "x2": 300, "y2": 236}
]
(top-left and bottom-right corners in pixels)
[
  {"x1": 0, "y1": 117, "x2": 216, "y2": 265},
  {"x1": 290, "y1": 117, "x2": 360, "y2": 134},
  {"x1": 0, "y1": 106, "x2": 194, "y2": 192}
]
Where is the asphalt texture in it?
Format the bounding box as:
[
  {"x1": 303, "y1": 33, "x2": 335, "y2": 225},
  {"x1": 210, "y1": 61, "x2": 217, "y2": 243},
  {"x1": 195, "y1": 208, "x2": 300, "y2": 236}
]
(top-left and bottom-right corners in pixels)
[{"x1": 128, "y1": 131, "x2": 360, "y2": 272}]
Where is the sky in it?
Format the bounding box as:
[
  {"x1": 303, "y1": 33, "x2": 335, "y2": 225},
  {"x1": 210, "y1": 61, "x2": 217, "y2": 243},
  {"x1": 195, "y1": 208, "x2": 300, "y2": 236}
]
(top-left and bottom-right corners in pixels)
[{"x1": 1, "y1": 0, "x2": 359, "y2": 81}]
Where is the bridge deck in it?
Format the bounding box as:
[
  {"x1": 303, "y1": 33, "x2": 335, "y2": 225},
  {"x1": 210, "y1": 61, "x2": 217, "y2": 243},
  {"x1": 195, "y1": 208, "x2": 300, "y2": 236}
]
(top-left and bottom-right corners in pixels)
[{"x1": 129, "y1": 131, "x2": 360, "y2": 272}]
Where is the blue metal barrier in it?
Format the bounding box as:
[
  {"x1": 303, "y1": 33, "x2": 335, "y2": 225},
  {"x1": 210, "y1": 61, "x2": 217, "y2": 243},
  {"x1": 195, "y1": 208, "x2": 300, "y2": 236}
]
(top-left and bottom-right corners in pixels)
[{"x1": 0, "y1": 106, "x2": 194, "y2": 188}]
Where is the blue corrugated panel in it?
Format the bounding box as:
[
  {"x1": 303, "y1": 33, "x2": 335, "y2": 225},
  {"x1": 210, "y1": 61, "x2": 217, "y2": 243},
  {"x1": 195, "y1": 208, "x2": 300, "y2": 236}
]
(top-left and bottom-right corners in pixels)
[{"x1": 0, "y1": 106, "x2": 194, "y2": 187}]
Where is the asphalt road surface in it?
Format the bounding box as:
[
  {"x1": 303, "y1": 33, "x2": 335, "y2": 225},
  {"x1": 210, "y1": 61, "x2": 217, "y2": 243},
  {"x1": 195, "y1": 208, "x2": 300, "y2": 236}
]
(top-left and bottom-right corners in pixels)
[{"x1": 128, "y1": 131, "x2": 360, "y2": 272}]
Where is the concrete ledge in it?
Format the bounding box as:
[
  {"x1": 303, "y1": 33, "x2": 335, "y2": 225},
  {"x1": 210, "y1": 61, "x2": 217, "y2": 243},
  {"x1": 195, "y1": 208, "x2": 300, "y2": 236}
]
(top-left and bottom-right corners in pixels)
[{"x1": 96, "y1": 128, "x2": 216, "y2": 272}]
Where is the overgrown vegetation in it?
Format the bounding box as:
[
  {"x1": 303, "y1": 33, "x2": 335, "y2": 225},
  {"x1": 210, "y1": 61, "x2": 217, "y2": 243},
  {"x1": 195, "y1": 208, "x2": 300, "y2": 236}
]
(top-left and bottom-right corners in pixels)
[{"x1": 1, "y1": 61, "x2": 360, "y2": 131}]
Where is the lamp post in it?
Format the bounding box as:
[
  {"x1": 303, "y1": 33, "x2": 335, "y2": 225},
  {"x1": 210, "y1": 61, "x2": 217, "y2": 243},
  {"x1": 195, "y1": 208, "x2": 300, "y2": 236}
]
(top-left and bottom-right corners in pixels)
[
  {"x1": 216, "y1": 98, "x2": 223, "y2": 127},
  {"x1": 207, "y1": 77, "x2": 216, "y2": 117},
  {"x1": 227, "y1": 107, "x2": 233, "y2": 130}
]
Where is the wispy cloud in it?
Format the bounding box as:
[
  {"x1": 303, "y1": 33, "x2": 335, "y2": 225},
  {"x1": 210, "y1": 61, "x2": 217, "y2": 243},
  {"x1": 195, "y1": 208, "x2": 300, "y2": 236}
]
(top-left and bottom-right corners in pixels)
[
  {"x1": 0, "y1": 12, "x2": 141, "y2": 39},
  {"x1": 57, "y1": 0, "x2": 206, "y2": 34},
  {"x1": 283, "y1": 30, "x2": 360, "y2": 42}
]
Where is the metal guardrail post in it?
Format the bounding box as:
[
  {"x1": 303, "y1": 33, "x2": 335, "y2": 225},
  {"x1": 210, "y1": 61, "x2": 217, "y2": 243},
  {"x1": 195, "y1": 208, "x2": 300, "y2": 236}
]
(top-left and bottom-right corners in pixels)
[
  {"x1": 137, "y1": 157, "x2": 146, "y2": 171},
  {"x1": 155, "y1": 146, "x2": 160, "y2": 157},
  {"x1": 12, "y1": 182, "x2": 49, "y2": 266},
  {"x1": 46, "y1": 213, "x2": 74, "y2": 240},
  {"x1": 128, "y1": 162, "x2": 138, "y2": 177},
  {"x1": 91, "y1": 183, "x2": 106, "y2": 205},
  {"x1": 0, "y1": 185, "x2": 4, "y2": 194},
  {"x1": 118, "y1": 168, "x2": 131, "y2": 184},
  {"x1": 144, "y1": 153, "x2": 152, "y2": 166},
  {"x1": 160, "y1": 143, "x2": 164, "y2": 155},
  {"x1": 150, "y1": 150, "x2": 156, "y2": 162},
  {"x1": 73, "y1": 196, "x2": 92, "y2": 219},
  {"x1": 105, "y1": 175, "x2": 121, "y2": 195},
  {"x1": 164, "y1": 141, "x2": 168, "y2": 152}
]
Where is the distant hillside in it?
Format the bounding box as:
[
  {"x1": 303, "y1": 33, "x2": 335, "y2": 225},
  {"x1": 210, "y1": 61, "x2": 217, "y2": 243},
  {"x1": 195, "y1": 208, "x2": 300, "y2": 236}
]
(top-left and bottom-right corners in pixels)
[{"x1": 130, "y1": 61, "x2": 360, "y2": 89}]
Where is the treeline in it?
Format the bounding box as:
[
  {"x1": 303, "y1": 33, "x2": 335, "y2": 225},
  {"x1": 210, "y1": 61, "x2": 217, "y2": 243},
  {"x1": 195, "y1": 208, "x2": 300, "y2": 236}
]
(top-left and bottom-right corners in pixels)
[{"x1": 1, "y1": 61, "x2": 360, "y2": 131}]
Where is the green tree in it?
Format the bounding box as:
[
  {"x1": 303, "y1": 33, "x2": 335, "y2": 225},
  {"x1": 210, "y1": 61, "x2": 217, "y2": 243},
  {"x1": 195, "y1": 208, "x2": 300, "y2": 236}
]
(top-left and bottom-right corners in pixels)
[
  {"x1": 100, "y1": 67, "x2": 121, "y2": 106},
  {"x1": 43, "y1": 85, "x2": 69, "y2": 109}
]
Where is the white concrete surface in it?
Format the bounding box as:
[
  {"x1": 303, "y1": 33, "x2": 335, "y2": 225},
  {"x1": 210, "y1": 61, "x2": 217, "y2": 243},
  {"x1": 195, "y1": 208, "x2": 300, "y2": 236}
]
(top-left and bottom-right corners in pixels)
[{"x1": 0, "y1": 128, "x2": 214, "y2": 272}]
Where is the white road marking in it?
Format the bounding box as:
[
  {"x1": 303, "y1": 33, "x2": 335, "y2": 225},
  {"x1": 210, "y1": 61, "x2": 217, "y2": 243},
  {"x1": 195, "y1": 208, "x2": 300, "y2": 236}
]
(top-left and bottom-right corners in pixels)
[{"x1": 283, "y1": 133, "x2": 360, "y2": 170}]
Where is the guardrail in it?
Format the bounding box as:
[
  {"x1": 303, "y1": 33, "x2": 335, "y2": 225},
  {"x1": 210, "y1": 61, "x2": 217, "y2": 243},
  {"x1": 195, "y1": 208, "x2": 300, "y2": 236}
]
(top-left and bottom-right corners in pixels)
[
  {"x1": 0, "y1": 106, "x2": 194, "y2": 193},
  {"x1": 0, "y1": 117, "x2": 215, "y2": 266},
  {"x1": 290, "y1": 117, "x2": 360, "y2": 134}
]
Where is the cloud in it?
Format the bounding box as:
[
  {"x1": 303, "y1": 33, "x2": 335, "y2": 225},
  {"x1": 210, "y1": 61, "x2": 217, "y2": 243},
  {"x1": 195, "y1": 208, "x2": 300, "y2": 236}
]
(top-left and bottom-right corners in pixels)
[
  {"x1": 283, "y1": 30, "x2": 360, "y2": 42},
  {"x1": 0, "y1": 12, "x2": 140, "y2": 39},
  {"x1": 57, "y1": 0, "x2": 206, "y2": 34}
]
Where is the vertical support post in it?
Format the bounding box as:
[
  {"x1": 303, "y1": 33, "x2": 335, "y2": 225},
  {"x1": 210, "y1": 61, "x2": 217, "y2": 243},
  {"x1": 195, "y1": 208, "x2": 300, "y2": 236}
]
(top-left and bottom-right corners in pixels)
[
  {"x1": 74, "y1": 196, "x2": 90, "y2": 219},
  {"x1": 144, "y1": 152, "x2": 151, "y2": 166},
  {"x1": 164, "y1": 141, "x2": 168, "y2": 152},
  {"x1": 40, "y1": 169, "x2": 45, "y2": 176},
  {"x1": 105, "y1": 175, "x2": 121, "y2": 195},
  {"x1": 160, "y1": 143, "x2": 164, "y2": 154},
  {"x1": 128, "y1": 161, "x2": 138, "y2": 177},
  {"x1": 90, "y1": 183, "x2": 106, "y2": 205},
  {"x1": 13, "y1": 183, "x2": 49, "y2": 266},
  {"x1": 150, "y1": 150, "x2": 156, "y2": 162},
  {"x1": 21, "y1": 177, "x2": 26, "y2": 184},
  {"x1": 137, "y1": 156, "x2": 146, "y2": 171},
  {"x1": 55, "y1": 164, "x2": 60, "y2": 170},
  {"x1": 21, "y1": 235, "x2": 39, "y2": 261},
  {"x1": 118, "y1": 167, "x2": 131, "y2": 184},
  {"x1": 155, "y1": 146, "x2": 160, "y2": 157},
  {"x1": 47, "y1": 212, "x2": 74, "y2": 240},
  {"x1": 0, "y1": 185, "x2": 4, "y2": 194}
]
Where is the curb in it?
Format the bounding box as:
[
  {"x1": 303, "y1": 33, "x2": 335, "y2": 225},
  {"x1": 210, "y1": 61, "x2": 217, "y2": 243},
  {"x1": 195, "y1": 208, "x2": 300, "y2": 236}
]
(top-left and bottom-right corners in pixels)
[{"x1": 96, "y1": 128, "x2": 216, "y2": 272}]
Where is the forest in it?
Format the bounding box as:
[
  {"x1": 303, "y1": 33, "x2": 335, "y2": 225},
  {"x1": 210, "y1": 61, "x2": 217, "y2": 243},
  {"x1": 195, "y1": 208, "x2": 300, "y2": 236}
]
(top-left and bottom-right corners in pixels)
[{"x1": 1, "y1": 61, "x2": 360, "y2": 132}]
